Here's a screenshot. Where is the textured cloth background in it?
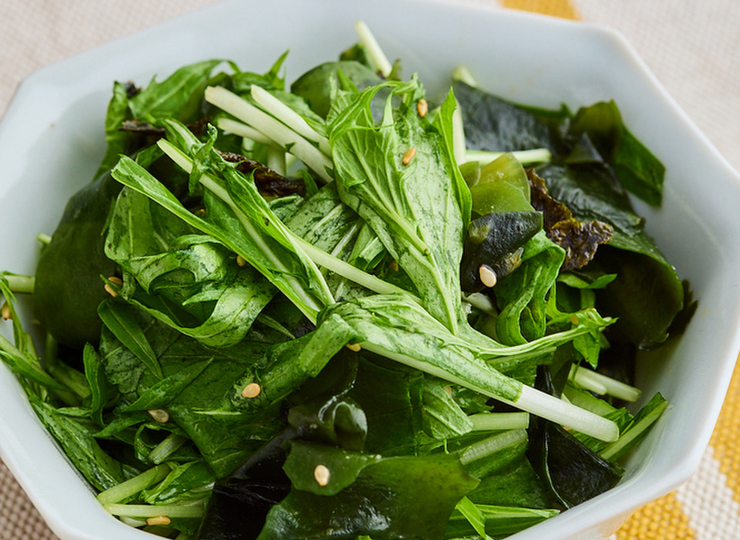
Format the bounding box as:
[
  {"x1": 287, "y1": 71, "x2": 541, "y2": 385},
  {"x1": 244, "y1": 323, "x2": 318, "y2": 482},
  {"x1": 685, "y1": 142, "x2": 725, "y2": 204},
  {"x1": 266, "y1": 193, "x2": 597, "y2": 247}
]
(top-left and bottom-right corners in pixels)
[{"x1": 1, "y1": 1, "x2": 739, "y2": 539}]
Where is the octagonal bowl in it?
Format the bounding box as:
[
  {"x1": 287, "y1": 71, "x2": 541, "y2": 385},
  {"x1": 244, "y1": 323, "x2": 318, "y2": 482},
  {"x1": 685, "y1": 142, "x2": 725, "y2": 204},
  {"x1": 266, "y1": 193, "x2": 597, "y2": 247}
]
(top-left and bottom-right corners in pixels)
[{"x1": 1, "y1": 0, "x2": 740, "y2": 539}]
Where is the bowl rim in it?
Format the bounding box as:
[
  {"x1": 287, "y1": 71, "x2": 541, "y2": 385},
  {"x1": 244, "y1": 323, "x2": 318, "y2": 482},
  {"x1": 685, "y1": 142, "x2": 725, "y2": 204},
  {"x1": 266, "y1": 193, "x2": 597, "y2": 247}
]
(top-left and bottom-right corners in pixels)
[{"x1": 2, "y1": 1, "x2": 740, "y2": 539}]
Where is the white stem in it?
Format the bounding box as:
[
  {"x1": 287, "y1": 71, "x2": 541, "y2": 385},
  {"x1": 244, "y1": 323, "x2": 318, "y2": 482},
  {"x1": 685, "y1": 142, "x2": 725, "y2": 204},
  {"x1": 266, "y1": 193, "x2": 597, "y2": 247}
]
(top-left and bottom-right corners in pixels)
[
  {"x1": 37, "y1": 233, "x2": 52, "y2": 245},
  {"x1": 104, "y1": 502, "x2": 205, "y2": 519},
  {"x1": 466, "y1": 148, "x2": 552, "y2": 166},
  {"x1": 354, "y1": 20, "x2": 393, "y2": 77},
  {"x1": 250, "y1": 85, "x2": 332, "y2": 156},
  {"x1": 469, "y1": 412, "x2": 529, "y2": 431},
  {"x1": 459, "y1": 429, "x2": 528, "y2": 465},
  {"x1": 2, "y1": 274, "x2": 35, "y2": 294},
  {"x1": 297, "y1": 238, "x2": 413, "y2": 299},
  {"x1": 267, "y1": 146, "x2": 287, "y2": 176},
  {"x1": 452, "y1": 65, "x2": 478, "y2": 87},
  {"x1": 362, "y1": 342, "x2": 619, "y2": 442},
  {"x1": 569, "y1": 364, "x2": 642, "y2": 402},
  {"x1": 501, "y1": 384, "x2": 619, "y2": 441},
  {"x1": 206, "y1": 86, "x2": 334, "y2": 183},
  {"x1": 462, "y1": 292, "x2": 497, "y2": 317},
  {"x1": 217, "y1": 117, "x2": 275, "y2": 146},
  {"x1": 97, "y1": 465, "x2": 170, "y2": 506}
]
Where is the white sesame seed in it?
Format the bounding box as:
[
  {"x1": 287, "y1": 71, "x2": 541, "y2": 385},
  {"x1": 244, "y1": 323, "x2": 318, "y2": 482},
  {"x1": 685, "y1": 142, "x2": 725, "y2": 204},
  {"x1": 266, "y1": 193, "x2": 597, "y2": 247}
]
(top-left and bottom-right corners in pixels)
[
  {"x1": 241, "y1": 382, "x2": 261, "y2": 399},
  {"x1": 478, "y1": 265, "x2": 497, "y2": 288},
  {"x1": 314, "y1": 464, "x2": 330, "y2": 487},
  {"x1": 417, "y1": 99, "x2": 428, "y2": 118},
  {"x1": 146, "y1": 516, "x2": 171, "y2": 526},
  {"x1": 147, "y1": 409, "x2": 170, "y2": 424},
  {"x1": 402, "y1": 148, "x2": 416, "y2": 165}
]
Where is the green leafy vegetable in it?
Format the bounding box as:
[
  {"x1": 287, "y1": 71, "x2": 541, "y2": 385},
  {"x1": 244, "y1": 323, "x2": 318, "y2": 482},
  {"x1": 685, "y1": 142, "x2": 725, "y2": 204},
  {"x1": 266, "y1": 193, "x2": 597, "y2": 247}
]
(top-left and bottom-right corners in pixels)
[{"x1": 0, "y1": 22, "x2": 688, "y2": 540}]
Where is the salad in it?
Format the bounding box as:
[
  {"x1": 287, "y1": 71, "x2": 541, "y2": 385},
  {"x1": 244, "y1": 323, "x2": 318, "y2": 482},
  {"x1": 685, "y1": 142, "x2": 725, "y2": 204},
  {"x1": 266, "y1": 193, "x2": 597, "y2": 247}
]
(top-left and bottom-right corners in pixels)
[{"x1": 0, "y1": 21, "x2": 694, "y2": 540}]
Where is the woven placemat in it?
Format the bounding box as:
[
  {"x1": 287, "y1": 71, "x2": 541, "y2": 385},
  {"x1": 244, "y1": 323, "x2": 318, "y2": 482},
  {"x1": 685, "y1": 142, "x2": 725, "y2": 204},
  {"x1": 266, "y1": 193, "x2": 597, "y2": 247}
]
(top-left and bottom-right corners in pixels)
[{"x1": 1, "y1": 1, "x2": 739, "y2": 539}]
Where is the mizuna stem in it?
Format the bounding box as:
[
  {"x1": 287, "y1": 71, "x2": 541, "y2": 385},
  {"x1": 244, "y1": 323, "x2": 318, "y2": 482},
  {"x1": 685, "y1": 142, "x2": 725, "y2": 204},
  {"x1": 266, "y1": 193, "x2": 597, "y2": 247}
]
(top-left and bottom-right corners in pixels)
[
  {"x1": 216, "y1": 117, "x2": 275, "y2": 146},
  {"x1": 362, "y1": 342, "x2": 619, "y2": 442},
  {"x1": 250, "y1": 85, "x2": 332, "y2": 156},
  {"x1": 354, "y1": 20, "x2": 393, "y2": 77},
  {"x1": 205, "y1": 86, "x2": 334, "y2": 183},
  {"x1": 469, "y1": 412, "x2": 530, "y2": 432},
  {"x1": 157, "y1": 139, "x2": 326, "y2": 322},
  {"x1": 296, "y1": 238, "x2": 415, "y2": 299},
  {"x1": 97, "y1": 464, "x2": 171, "y2": 506},
  {"x1": 466, "y1": 148, "x2": 552, "y2": 167},
  {"x1": 570, "y1": 364, "x2": 642, "y2": 402}
]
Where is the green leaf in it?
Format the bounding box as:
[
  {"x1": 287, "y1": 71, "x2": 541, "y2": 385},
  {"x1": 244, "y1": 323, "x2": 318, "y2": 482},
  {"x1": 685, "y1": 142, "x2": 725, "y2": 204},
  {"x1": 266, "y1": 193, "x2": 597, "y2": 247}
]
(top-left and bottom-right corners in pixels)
[
  {"x1": 290, "y1": 60, "x2": 381, "y2": 118},
  {"x1": 94, "y1": 80, "x2": 133, "y2": 179},
  {"x1": 83, "y1": 343, "x2": 108, "y2": 426},
  {"x1": 142, "y1": 459, "x2": 216, "y2": 505},
  {"x1": 105, "y1": 188, "x2": 277, "y2": 348},
  {"x1": 568, "y1": 100, "x2": 665, "y2": 206},
  {"x1": 98, "y1": 299, "x2": 163, "y2": 379},
  {"x1": 129, "y1": 59, "x2": 224, "y2": 122},
  {"x1": 494, "y1": 231, "x2": 566, "y2": 344},
  {"x1": 422, "y1": 378, "x2": 475, "y2": 440},
  {"x1": 446, "y1": 503, "x2": 558, "y2": 539},
  {"x1": 123, "y1": 358, "x2": 212, "y2": 412},
  {"x1": 600, "y1": 392, "x2": 668, "y2": 462},
  {"x1": 32, "y1": 171, "x2": 122, "y2": 349},
  {"x1": 329, "y1": 77, "x2": 468, "y2": 335},
  {"x1": 30, "y1": 397, "x2": 125, "y2": 491}
]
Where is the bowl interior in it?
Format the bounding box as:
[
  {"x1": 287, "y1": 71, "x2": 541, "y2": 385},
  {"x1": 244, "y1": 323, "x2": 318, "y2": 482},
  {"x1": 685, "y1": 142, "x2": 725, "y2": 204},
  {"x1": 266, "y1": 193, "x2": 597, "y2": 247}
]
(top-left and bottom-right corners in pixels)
[{"x1": 2, "y1": 1, "x2": 740, "y2": 539}]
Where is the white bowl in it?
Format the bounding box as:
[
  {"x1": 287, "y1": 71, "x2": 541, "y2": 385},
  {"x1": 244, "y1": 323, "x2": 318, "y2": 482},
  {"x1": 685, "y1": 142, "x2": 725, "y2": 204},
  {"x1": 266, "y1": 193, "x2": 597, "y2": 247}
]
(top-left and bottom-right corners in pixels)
[{"x1": 2, "y1": 1, "x2": 740, "y2": 539}]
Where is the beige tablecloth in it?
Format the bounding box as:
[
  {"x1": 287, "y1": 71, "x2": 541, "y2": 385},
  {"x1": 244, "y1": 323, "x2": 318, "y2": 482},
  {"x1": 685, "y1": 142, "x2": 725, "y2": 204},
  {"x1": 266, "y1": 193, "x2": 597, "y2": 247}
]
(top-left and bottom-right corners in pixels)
[{"x1": 1, "y1": 1, "x2": 739, "y2": 539}]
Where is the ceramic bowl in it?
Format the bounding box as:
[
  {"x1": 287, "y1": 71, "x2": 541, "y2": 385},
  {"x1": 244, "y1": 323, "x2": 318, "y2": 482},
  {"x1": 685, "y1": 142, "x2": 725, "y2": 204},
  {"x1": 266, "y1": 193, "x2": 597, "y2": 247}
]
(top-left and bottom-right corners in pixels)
[{"x1": 2, "y1": 1, "x2": 740, "y2": 539}]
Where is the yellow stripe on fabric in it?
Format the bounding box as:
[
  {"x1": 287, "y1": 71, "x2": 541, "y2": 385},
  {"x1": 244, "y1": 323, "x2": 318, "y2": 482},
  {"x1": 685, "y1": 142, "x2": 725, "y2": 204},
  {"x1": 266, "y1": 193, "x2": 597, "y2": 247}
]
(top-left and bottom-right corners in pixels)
[
  {"x1": 616, "y1": 492, "x2": 696, "y2": 539},
  {"x1": 708, "y1": 353, "x2": 740, "y2": 501},
  {"x1": 500, "y1": 0, "x2": 580, "y2": 20}
]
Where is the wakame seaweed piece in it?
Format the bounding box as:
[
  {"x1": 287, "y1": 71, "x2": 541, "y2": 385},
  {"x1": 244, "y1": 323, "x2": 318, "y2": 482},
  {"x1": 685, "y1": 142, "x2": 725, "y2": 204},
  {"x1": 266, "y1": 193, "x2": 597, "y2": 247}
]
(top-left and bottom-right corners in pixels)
[
  {"x1": 258, "y1": 452, "x2": 479, "y2": 540},
  {"x1": 198, "y1": 388, "x2": 368, "y2": 540},
  {"x1": 454, "y1": 81, "x2": 570, "y2": 155},
  {"x1": 220, "y1": 151, "x2": 307, "y2": 198},
  {"x1": 527, "y1": 169, "x2": 613, "y2": 271},
  {"x1": 536, "y1": 163, "x2": 643, "y2": 235},
  {"x1": 593, "y1": 245, "x2": 685, "y2": 349},
  {"x1": 33, "y1": 170, "x2": 122, "y2": 349},
  {"x1": 290, "y1": 60, "x2": 381, "y2": 118},
  {"x1": 455, "y1": 81, "x2": 666, "y2": 207},
  {"x1": 535, "y1": 163, "x2": 685, "y2": 348},
  {"x1": 527, "y1": 367, "x2": 623, "y2": 508},
  {"x1": 282, "y1": 441, "x2": 382, "y2": 496},
  {"x1": 287, "y1": 392, "x2": 368, "y2": 453},
  {"x1": 460, "y1": 211, "x2": 543, "y2": 292},
  {"x1": 528, "y1": 420, "x2": 624, "y2": 508},
  {"x1": 347, "y1": 355, "x2": 424, "y2": 456},
  {"x1": 196, "y1": 425, "x2": 299, "y2": 540},
  {"x1": 568, "y1": 100, "x2": 666, "y2": 206}
]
